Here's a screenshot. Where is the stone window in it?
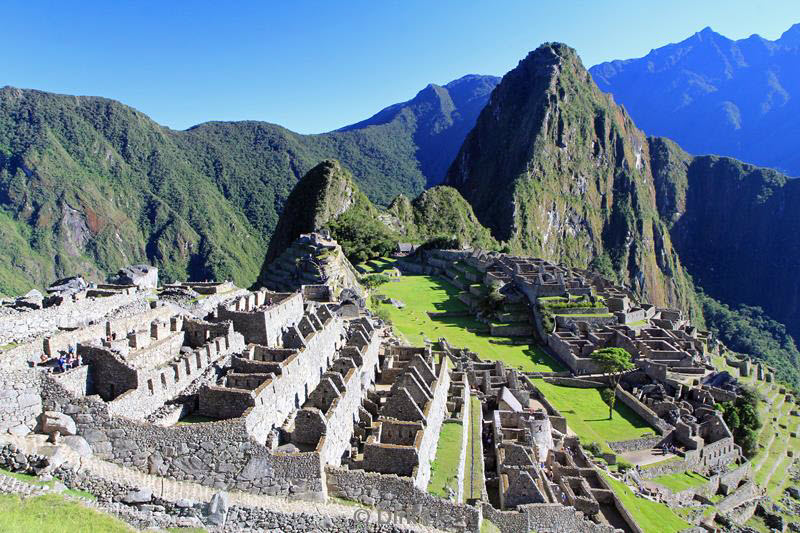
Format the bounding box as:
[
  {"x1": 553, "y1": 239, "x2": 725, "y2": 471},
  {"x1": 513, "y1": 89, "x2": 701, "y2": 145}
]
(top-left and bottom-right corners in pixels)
[
  {"x1": 196, "y1": 352, "x2": 202, "y2": 369},
  {"x1": 147, "y1": 379, "x2": 154, "y2": 395},
  {"x1": 161, "y1": 373, "x2": 167, "y2": 389}
]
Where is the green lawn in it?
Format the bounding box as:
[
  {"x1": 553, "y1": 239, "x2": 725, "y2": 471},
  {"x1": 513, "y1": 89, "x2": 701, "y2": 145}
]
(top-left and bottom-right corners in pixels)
[
  {"x1": 428, "y1": 421, "x2": 464, "y2": 500},
  {"x1": 651, "y1": 470, "x2": 709, "y2": 492},
  {"x1": 371, "y1": 275, "x2": 564, "y2": 372},
  {"x1": 601, "y1": 472, "x2": 690, "y2": 533},
  {"x1": 465, "y1": 396, "x2": 485, "y2": 501},
  {"x1": 533, "y1": 380, "x2": 655, "y2": 449},
  {"x1": 0, "y1": 494, "x2": 133, "y2": 533}
]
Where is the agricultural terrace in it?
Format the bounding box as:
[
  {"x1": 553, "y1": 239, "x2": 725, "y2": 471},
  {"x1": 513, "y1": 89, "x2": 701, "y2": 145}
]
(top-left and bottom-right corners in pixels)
[
  {"x1": 712, "y1": 355, "x2": 800, "y2": 530},
  {"x1": 650, "y1": 470, "x2": 709, "y2": 492},
  {"x1": 370, "y1": 275, "x2": 563, "y2": 372}
]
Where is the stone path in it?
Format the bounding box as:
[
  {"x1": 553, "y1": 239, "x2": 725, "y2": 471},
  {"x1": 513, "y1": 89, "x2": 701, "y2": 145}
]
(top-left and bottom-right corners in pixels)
[{"x1": 1, "y1": 434, "x2": 442, "y2": 532}]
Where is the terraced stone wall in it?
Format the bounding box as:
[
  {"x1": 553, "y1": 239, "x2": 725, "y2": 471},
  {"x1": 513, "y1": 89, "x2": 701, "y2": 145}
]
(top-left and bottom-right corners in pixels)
[
  {"x1": 40, "y1": 375, "x2": 325, "y2": 499},
  {"x1": 0, "y1": 291, "x2": 142, "y2": 347}
]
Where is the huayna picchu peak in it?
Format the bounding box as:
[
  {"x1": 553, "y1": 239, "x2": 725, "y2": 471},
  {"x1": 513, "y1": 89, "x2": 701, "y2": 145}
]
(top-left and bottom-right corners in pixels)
[
  {"x1": 446, "y1": 43, "x2": 699, "y2": 319},
  {"x1": 2, "y1": 9, "x2": 800, "y2": 533}
]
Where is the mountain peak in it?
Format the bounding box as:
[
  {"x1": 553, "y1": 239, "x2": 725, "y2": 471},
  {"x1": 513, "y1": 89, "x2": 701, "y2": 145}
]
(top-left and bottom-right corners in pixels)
[
  {"x1": 778, "y1": 22, "x2": 800, "y2": 47},
  {"x1": 445, "y1": 42, "x2": 694, "y2": 312},
  {"x1": 262, "y1": 159, "x2": 365, "y2": 264}
]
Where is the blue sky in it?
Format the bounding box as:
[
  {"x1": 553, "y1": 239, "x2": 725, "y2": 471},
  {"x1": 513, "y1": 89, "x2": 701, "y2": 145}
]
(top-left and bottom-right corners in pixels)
[{"x1": 3, "y1": 1, "x2": 798, "y2": 133}]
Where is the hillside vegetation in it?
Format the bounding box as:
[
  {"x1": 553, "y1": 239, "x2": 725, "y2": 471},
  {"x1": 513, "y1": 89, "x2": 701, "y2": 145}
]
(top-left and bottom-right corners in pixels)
[
  {"x1": 0, "y1": 78, "x2": 497, "y2": 293},
  {"x1": 259, "y1": 160, "x2": 497, "y2": 280}
]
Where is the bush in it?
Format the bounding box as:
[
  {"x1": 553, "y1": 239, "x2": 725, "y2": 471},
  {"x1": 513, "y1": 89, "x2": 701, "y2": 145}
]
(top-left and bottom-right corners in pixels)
[
  {"x1": 361, "y1": 273, "x2": 390, "y2": 289},
  {"x1": 617, "y1": 459, "x2": 634, "y2": 473},
  {"x1": 375, "y1": 308, "x2": 392, "y2": 324},
  {"x1": 584, "y1": 441, "x2": 602, "y2": 456},
  {"x1": 716, "y1": 386, "x2": 762, "y2": 458}
]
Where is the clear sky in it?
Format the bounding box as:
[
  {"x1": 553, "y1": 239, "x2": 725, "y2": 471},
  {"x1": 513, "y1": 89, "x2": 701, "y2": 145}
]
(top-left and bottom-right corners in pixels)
[{"x1": 3, "y1": 1, "x2": 798, "y2": 133}]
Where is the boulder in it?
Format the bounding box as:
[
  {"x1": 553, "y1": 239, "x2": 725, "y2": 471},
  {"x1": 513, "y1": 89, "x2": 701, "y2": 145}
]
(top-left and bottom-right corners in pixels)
[
  {"x1": 47, "y1": 276, "x2": 88, "y2": 296},
  {"x1": 14, "y1": 290, "x2": 44, "y2": 310},
  {"x1": 110, "y1": 264, "x2": 158, "y2": 289},
  {"x1": 40, "y1": 411, "x2": 77, "y2": 436},
  {"x1": 122, "y1": 488, "x2": 153, "y2": 504},
  {"x1": 206, "y1": 492, "x2": 229, "y2": 526},
  {"x1": 62, "y1": 436, "x2": 92, "y2": 457}
]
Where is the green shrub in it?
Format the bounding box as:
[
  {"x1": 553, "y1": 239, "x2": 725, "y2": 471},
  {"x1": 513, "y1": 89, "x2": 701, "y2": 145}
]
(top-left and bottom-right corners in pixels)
[
  {"x1": 617, "y1": 459, "x2": 634, "y2": 473},
  {"x1": 584, "y1": 441, "x2": 602, "y2": 456},
  {"x1": 600, "y1": 388, "x2": 615, "y2": 408},
  {"x1": 362, "y1": 273, "x2": 391, "y2": 289}
]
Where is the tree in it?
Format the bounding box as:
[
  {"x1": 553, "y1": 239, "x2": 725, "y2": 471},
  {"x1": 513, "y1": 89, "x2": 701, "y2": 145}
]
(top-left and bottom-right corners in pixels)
[
  {"x1": 590, "y1": 347, "x2": 634, "y2": 419},
  {"x1": 477, "y1": 281, "x2": 505, "y2": 320}
]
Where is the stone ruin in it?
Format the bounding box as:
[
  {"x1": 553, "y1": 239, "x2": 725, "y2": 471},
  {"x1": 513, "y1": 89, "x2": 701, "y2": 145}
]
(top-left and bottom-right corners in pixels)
[{"x1": 0, "y1": 241, "x2": 777, "y2": 532}]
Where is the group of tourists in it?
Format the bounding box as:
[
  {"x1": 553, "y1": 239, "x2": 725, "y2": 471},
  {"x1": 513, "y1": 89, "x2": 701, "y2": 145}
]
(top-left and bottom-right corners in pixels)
[{"x1": 38, "y1": 344, "x2": 82, "y2": 372}]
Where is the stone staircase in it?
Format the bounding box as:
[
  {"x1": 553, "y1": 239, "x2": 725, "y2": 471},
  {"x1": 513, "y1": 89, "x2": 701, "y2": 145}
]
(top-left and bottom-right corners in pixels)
[{"x1": 0, "y1": 470, "x2": 51, "y2": 497}]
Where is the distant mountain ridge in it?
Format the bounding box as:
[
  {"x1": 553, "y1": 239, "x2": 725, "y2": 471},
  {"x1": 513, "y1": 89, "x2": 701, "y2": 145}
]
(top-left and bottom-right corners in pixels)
[
  {"x1": 339, "y1": 74, "x2": 500, "y2": 186},
  {"x1": 590, "y1": 23, "x2": 800, "y2": 176}
]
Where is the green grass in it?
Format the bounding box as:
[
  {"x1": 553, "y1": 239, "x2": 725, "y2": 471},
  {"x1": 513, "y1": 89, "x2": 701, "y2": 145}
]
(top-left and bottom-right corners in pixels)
[
  {"x1": 479, "y1": 518, "x2": 501, "y2": 533},
  {"x1": 370, "y1": 275, "x2": 564, "y2": 372},
  {"x1": 601, "y1": 472, "x2": 690, "y2": 533},
  {"x1": 0, "y1": 469, "x2": 95, "y2": 501},
  {"x1": 427, "y1": 421, "x2": 464, "y2": 500},
  {"x1": 464, "y1": 396, "x2": 485, "y2": 501},
  {"x1": 651, "y1": 470, "x2": 709, "y2": 492},
  {"x1": 553, "y1": 313, "x2": 614, "y2": 318},
  {"x1": 0, "y1": 493, "x2": 133, "y2": 532},
  {"x1": 533, "y1": 380, "x2": 655, "y2": 450}
]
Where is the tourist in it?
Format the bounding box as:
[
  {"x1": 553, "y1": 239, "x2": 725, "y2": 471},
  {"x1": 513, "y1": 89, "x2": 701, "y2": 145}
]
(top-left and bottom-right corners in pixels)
[{"x1": 57, "y1": 354, "x2": 67, "y2": 373}]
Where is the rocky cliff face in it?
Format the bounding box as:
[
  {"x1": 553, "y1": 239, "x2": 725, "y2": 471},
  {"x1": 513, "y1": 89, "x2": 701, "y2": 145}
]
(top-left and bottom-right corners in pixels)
[
  {"x1": 650, "y1": 137, "x2": 800, "y2": 339},
  {"x1": 445, "y1": 43, "x2": 698, "y2": 315}
]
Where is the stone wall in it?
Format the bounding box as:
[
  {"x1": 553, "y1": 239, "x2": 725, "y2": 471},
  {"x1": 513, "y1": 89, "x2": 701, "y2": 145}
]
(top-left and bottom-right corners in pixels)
[
  {"x1": 239, "y1": 316, "x2": 346, "y2": 443},
  {"x1": 0, "y1": 368, "x2": 41, "y2": 436},
  {"x1": 217, "y1": 292, "x2": 304, "y2": 347},
  {"x1": 316, "y1": 328, "x2": 381, "y2": 466},
  {"x1": 0, "y1": 301, "x2": 168, "y2": 371},
  {"x1": 607, "y1": 435, "x2": 665, "y2": 454},
  {"x1": 719, "y1": 462, "x2": 750, "y2": 495},
  {"x1": 40, "y1": 376, "x2": 325, "y2": 499},
  {"x1": 413, "y1": 359, "x2": 451, "y2": 489},
  {"x1": 614, "y1": 386, "x2": 671, "y2": 435},
  {"x1": 0, "y1": 441, "x2": 419, "y2": 533},
  {"x1": 543, "y1": 377, "x2": 605, "y2": 388},
  {"x1": 326, "y1": 466, "x2": 481, "y2": 532},
  {"x1": 106, "y1": 332, "x2": 245, "y2": 420},
  {"x1": 0, "y1": 291, "x2": 142, "y2": 347},
  {"x1": 716, "y1": 480, "x2": 760, "y2": 513},
  {"x1": 480, "y1": 501, "x2": 617, "y2": 533}
]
